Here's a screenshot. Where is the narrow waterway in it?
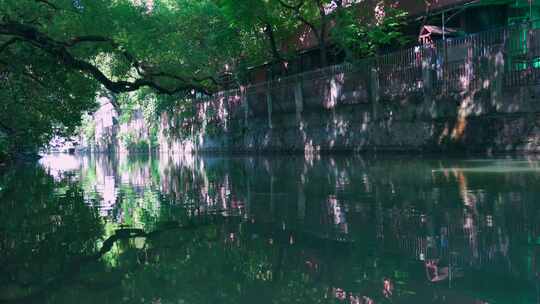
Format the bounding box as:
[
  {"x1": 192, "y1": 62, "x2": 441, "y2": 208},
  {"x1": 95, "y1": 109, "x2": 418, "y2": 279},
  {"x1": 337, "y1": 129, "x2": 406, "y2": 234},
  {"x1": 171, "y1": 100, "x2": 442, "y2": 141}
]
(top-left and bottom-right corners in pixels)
[{"x1": 2, "y1": 153, "x2": 540, "y2": 303}]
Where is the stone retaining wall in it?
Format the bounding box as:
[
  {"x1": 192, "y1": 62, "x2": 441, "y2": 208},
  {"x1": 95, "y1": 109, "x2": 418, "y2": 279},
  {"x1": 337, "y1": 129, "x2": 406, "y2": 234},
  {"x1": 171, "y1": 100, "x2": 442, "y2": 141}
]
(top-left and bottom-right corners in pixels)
[{"x1": 158, "y1": 84, "x2": 540, "y2": 154}]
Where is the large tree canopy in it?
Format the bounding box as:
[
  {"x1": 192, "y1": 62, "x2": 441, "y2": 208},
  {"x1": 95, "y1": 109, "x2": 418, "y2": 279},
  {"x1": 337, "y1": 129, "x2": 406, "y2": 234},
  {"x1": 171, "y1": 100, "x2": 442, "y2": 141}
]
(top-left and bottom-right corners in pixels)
[
  {"x1": 0, "y1": 0, "x2": 408, "y2": 160},
  {"x1": 0, "y1": 0, "x2": 243, "y2": 94},
  {"x1": 219, "y1": 0, "x2": 408, "y2": 67},
  {"x1": 0, "y1": 0, "x2": 245, "y2": 157}
]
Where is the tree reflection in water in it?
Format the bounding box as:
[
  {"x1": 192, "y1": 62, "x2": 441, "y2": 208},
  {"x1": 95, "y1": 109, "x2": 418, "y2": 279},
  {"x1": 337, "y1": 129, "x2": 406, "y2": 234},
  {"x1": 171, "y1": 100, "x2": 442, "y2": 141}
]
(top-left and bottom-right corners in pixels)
[
  {"x1": 0, "y1": 164, "x2": 103, "y2": 302},
  {"x1": 1, "y1": 154, "x2": 539, "y2": 303}
]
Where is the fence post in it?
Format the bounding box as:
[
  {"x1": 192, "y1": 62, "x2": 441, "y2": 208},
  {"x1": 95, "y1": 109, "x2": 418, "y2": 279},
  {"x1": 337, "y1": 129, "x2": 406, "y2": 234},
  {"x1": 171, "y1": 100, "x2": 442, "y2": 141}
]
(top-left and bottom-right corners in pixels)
[
  {"x1": 370, "y1": 64, "x2": 380, "y2": 120},
  {"x1": 201, "y1": 101, "x2": 207, "y2": 138},
  {"x1": 294, "y1": 78, "x2": 303, "y2": 124},
  {"x1": 422, "y1": 46, "x2": 433, "y2": 95},
  {"x1": 266, "y1": 85, "x2": 273, "y2": 129},
  {"x1": 422, "y1": 46, "x2": 434, "y2": 103},
  {"x1": 223, "y1": 94, "x2": 229, "y2": 133},
  {"x1": 491, "y1": 47, "x2": 505, "y2": 106},
  {"x1": 465, "y1": 39, "x2": 474, "y2": 92},
  {"x1": 190, "y1": 101, "x2": 196, "y2": 147}
]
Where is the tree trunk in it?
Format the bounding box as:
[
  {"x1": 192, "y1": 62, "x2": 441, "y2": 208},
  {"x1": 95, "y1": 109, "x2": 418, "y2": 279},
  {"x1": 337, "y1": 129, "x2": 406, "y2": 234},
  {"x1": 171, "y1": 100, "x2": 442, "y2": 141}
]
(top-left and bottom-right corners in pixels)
[
  {"x1": 319, "y1": 38, "x2": 328, "y2": 68},
  {"x1": 317, "y1": 2, "x2": 328, "y2": 68},
  {"x1": 263, "y1": 23, "x2": 289, "y2": 75}
]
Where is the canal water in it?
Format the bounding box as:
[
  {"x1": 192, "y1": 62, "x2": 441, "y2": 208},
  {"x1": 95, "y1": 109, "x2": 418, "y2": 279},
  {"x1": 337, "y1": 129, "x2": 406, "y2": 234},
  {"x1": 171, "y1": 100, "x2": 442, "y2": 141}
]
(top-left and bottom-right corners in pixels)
[{"x1": 2, "y1": 153, "x2": 540, "y2": 303}]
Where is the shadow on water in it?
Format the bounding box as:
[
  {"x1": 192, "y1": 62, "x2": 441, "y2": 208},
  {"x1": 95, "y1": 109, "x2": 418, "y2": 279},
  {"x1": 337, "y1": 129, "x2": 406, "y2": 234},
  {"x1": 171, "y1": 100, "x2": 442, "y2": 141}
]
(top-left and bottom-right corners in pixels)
[{"x1": 1, "y1": 153, "x2": 540, "y2": 303}]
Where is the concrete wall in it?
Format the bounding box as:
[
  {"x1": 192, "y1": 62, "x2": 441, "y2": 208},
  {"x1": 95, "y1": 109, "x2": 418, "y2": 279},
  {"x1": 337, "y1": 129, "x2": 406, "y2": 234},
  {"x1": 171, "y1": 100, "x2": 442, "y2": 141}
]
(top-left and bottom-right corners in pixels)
[{"x1": 161, "y1": 85, "x2": 540, "y2": 154}]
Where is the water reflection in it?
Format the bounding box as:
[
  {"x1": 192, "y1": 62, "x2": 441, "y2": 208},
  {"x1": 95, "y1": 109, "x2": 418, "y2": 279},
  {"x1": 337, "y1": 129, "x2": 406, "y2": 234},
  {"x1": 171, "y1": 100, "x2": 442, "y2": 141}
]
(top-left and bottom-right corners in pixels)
[
  {"x1": 1, "y1": 154, "x2": 540, "y2": 303},
  {"x1": 0, "y1": 164, "x2": 103, "y2": 302}
]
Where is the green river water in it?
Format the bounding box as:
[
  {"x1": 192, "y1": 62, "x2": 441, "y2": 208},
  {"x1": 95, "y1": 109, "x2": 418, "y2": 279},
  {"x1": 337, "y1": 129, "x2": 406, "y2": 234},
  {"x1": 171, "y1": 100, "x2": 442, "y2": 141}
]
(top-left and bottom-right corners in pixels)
[{"x1": 1, "y1": 153, "x2": 540, "y2": 303}]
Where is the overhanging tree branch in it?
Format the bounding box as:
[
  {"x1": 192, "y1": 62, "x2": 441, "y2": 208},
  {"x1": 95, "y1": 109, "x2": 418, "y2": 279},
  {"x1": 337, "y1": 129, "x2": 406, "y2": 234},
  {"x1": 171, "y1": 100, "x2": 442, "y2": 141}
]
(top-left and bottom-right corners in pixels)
[
  {"x1": 0, "y1": 21, "x2": 215, "y2": 96},
  {"x1": 64, "y1": 35, "x2": 148, "y2": 76},
  {"x1": 65, "y1": 35, "x2": 112, "y2": 46}
]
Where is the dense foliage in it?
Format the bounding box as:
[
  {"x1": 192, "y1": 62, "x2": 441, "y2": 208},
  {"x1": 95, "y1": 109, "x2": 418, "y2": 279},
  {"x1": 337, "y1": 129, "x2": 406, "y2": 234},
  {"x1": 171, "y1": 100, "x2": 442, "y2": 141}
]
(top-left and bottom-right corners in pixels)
[
  {"x1": 0, "y1": 0, "x2": 408, "y2": 159},
  {"x1": 0, "y1": 0, "x2": 241, "y2": 158},
  {"x1": 220, "y1": 0, "x2": 409, "y2": 66}
]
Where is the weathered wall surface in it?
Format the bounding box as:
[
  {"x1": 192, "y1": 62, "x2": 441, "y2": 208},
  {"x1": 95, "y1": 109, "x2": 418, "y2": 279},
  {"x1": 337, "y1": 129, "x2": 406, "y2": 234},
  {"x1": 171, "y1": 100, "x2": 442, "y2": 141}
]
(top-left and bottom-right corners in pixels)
[
  {"x1": 162, "y1": 86, "x2": 540, "y2": 154},
  {"x1": 89, "y1": 83, "x2": 540, "y2": 155}
]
